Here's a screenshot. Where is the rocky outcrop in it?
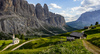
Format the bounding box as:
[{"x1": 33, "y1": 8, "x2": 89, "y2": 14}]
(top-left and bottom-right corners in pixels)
[
  {"x1": 67, "y1": 10, "x2": 100, "y2": 29},
  {"x1": 0, "y1": 0, "x2": 68, "y2": 35},
  {"x1": 44, "y1": 4, "x2": 49, "y2": 17},
  {"x1": 35, "y1": 3, "x2": 45, "y2": 20}
]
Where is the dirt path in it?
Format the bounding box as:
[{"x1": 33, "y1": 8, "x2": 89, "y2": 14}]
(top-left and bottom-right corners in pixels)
[
  {"x1": 11, "y1": 39, "x2": 39, "y2": 51},
  {"x1": 1, "y1": 44, "x2": 14, "y2": 51},
  {"x1": 82, "y1": 40, "x2": 100, "y2": 54}
]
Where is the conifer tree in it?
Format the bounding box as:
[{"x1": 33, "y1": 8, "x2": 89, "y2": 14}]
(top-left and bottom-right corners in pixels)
[{"x1": 95, "y1": 22, "x2": 99, "y2": 25}]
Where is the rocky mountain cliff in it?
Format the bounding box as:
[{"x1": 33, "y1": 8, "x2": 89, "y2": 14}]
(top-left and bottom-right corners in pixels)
[
  {"x1": 0, "y1": 0, "x2": 75, "y2": 36},
  {"x1": 66, "y1": 10, "x2": 100, "y2": 29}
]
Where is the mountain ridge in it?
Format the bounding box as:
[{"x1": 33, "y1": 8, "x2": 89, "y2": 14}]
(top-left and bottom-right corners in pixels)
[
  {"x1": 66, "y1": 10, "x2": 100, "y2": 29},
  {"x1": 0, "y1": 0, "x2": 76, "y2": 35}
]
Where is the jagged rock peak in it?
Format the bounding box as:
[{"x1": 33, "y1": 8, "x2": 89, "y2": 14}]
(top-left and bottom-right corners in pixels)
[
  {"x1": 36, "y1": 3, "x2": 42, "y2": 7},
  {"x1": 35, "y1": 3, "x2": 45, "y2": 20},
  {"x1": 44, "y1": 4, "x2": 49, "y2": 17},
  {"x1": 44, "y1": 4, "x2": 48, "y2": 10}
]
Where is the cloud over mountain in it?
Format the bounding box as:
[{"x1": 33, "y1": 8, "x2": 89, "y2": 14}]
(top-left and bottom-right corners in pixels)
[
  {"x1": 72, "y1": 0, "x2": 100, "y2": 13},
  {"x1": 49, "y1": 3, "x2": 62, "y2": 9}
]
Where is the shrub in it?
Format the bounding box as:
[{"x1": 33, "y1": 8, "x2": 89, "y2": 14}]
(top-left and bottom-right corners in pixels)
[
  {"x1": 2, "y1": 42, "x2": 5, "y2": 46},
  {"x1": 91, "y1": 24, "x2": 93, "y2": 26},
  {"x1": 95, "y1": 22, "x2": 99, "y2": 25},
  {"x1": 15, "y1": 34, "x2": 20, "y2": 38},
  {"x1": 20, "y1": 34, "x2": 25, "y2": 40}
]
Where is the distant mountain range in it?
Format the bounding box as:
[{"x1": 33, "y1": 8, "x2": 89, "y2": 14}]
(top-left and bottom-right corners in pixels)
[
  {"x1": 0, "y1": 0, "x2": 76, "y2": 36},
  {"x1": 66, "y1": 10, "x2": 100, "y2": 29}
]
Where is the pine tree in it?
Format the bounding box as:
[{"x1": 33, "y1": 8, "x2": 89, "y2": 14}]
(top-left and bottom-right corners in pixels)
[
  {"x1": 15, "y1": 34, "x2": 20, "y2": 38},
  {"x1": 91, "y1": 24, "x2": 93, "y2": 26},
  {"x1": 95, "y1": 22, "x2": 99, "y2": 25},
  {"x1": 20, "y1": 34, "x2": 25, "y2": 40}
]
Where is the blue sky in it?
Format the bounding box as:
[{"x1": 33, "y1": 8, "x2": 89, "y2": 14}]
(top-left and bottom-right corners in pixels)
[{"x1": 27, "y1": 0, "x2": 100, "y2": 22}]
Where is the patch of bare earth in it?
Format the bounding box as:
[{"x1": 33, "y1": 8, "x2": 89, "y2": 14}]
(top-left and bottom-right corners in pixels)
[{"x1": 82, "y1": 40, "x2": 100, "y2": 54}]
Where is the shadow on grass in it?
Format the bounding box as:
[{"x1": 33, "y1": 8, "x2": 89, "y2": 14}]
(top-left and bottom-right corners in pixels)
[
  {"x1": 87, "y1": 37, "x2": 100, "y2": 48},
  {"x1": 85, "y1": 29, "x2": 100, "y2": 35},
  {"x1": 19, "y1": 40, "x2": 66, "y2": 49},
  {"x1": 35, "y1": 41, "x2": 63, "y2": 48},
  {"x1": 0, "y1": 42, "x2": 12, "y2": 51}
]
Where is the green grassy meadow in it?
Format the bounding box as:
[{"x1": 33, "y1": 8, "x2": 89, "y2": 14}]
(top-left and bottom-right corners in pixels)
[
  {"x1": 0, "y1": 40, "x2": 12, "y2": 46},
  {"x1": 0, "y1": 39, "x2": 92, "y2": 54},
  {"x1": 1, "y1": 25, "x2": 100, "y2": 54},
  {"x1": 6, "y1": 40, "x2": 26, "y2": 50},
  {"x1": 0, "y1": 40, "x2": 12, "y2": 51},
  {"x1": 84, "y1": 26, "x2": 100, "y2": 48}
]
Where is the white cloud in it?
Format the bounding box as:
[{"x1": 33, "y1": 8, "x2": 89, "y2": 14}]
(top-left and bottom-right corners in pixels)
[
  {"x1": 74, "y1": 0, "x2": 76, "y2": 1},
  {"x1": 65, "y1": 15, "x2": 80, "y2": 22},
  {"x1": 50, "y1": 8, "x2": 53, "y2": 10},
  {"x1": 55, "y1": 10, "x2": 80, "y2": 22},
  {"x1": 65, "y1": 18, "x2": 76, "y2": 22},
  {"x1": 65, "y1": 15, "x2": 79, "y2": 22},
  {"x1": 56, "y1": 11, "x2": 73, "y2": 18},
  {"x1": 49, "y1": 3, "x2": 62, "y2": 9},
  {"x1": 72, "y1": 0, "x2": 100, "y2": 13},
  {"x1": 69, "y1": 0, "x2": 100, "y2": 22},
  {"x1": 50, "y1": 0, "x2": 100, "y2": 22},
  {"x1": 81, "y1": 0, "x2": 100, "y2": 7},
  {"x1": 33, "y1": 4, "x2": 35, "y2": 6},
  {"x1": 62, "y1": 10, "x2": 66, "y2": 13},
  {"x1": 74, "y1": 0, "x2": 82, "y2": 1}
]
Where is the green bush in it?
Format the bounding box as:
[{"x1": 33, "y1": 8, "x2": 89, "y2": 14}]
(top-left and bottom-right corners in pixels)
[
  {"x1": 95, "y1": 22, "x2": 99, "y2": 25},
  {"x1": 15, "y1": 34, "x2": 20, "y2": 38},
  {"x1": 2, "y1": 42, "x2": 5, "y2": 46},
  {"x1": 20, "y1": 34, "x2": 25, "y2": 40}
]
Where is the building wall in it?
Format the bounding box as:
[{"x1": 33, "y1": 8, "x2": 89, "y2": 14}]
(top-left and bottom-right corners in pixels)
[{"x1": 13, "y1": 39, "x2": 19, "y2": 44}]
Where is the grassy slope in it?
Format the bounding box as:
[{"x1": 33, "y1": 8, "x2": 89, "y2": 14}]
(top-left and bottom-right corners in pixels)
[
  {"x1": 85, "y1": 27, "x2": 100, "y2": 39},
  {"x1": 6, "y1": 40, "x2": 26, "y2": 51},
  {"x1": 84, "y1": 26, "x2": 100, "y2": 48},
  {"x1": 0, "y1": 40, "x2": 12, "y2": 46},
  {"x1": 83, "y1": 40, "x2": 100, "y2": 54},
  {"x1": 0, "y1": 40, "x2": 12, "y2": 51},
  {"x1": 2, "y1": 25, "x2": 100, "y2": 54},
  {"x1": 0, "y1": 35, "x2": 92, "y2": 54},
  {"x1": 0, "y1": 39, "x2": 92, "y2": 54}
]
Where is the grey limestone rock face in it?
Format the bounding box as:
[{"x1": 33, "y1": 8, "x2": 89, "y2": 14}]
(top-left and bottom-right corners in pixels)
[
  {"x1": 35, "y1": 3, "x2": 45, "y2": 20},
  {"x1": 44, "y1": 4, "x2": 49, "y2": 17},
  {"x1": 0, "y1": 0, "x2": 66, "y2": 35}
]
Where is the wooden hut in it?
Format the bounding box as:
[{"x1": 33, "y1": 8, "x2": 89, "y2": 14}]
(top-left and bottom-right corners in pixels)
[
  {"x1": 67, "y1": 37, "x2": 75, "y2": 41},
  {"x1": 84, "y1": 26, "x2": 89, "y2": 29},
  {"x1": 92, "y1": 27, "x2": 96, "y2": 29},
  {"x1": 70, "y1": 32, "x2": 87, "y2": 39}
]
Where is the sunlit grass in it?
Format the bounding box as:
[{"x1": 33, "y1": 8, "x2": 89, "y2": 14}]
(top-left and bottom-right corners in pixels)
[
  {"x1": 85, "y1": 26, "x2": 100, "y2": 48},
  {"x1": 6, "y1": 40, "x2": 26, "y2": 51},
  {"x1": 0, "y1": 39, "x2": 92, "y2": 54},
  {"x1": 2, "y1": 25, "x2": 100, "y2": 54},
  {"x1": 87, "y1": 33, "x2": 100, "y2": 39},
  {"x1": 0, "y1": 40, "x2": 12, "y2": 46},
  {"x1": 0, "y1": 40, "x2": 12, "y2": 51}
]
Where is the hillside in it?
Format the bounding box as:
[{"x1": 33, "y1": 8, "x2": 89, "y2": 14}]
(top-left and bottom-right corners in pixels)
[
  {"x1": 0, "y1": 37, "x2": 92, "y2": 54},
  {"x1": 66, "y1": 10, "x2": 100, "y2": 29},
  {"x1": 0, "y1": 23, "x2": 100, "y2": 54},
  {"x1": 84, "y1": 25, "x2": 100, "y2": 48},
  {"x1": 1, "y1": 25, "x2": 100, "y2": 54}
]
